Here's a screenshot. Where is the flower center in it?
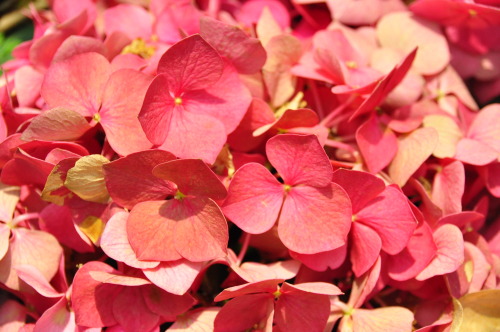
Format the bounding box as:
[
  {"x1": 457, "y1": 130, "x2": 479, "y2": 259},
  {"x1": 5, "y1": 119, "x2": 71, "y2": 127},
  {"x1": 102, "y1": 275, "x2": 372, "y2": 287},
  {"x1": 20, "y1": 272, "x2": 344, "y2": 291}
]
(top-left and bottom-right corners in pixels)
[
  {"x1": 174, "y1": 97, "x2": 183, "y2": 105},
  {"x1": 93, "y1": 113, "x2": 101, "y2": 123},
  {"x1": 121, "y1": 38, "x2": 156, "y2": 59},
  {"x1": 345, "y1": 60, "x2": 358, "y2": 69}
]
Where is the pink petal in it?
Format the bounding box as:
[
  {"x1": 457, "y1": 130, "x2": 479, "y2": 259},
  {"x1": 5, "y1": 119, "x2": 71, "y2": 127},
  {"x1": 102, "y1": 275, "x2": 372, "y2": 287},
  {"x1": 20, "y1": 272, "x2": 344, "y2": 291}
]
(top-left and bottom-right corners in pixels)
[
  {"x1": 52, "y1": 35, "x2": 105, "y2": 64},
  {"x1": 222, "y1": 163, "x2": 284, "y2": 234},
  {"x1": 236, "y1": 260, "x2": 301, "y2": 282},
  {"x1": 253, "y1": 108, "x2": 319, "y2": 137},
  {"x1": 455, "y1": 138, "x2": 498, "y2": 166},
  {"x1": 331, "y1": 169, "x2": 385, "y2": 214},
  {"x1": 143, "y1": 260, "x2": 203, "y2": 295},
  {"x1": 101, "y1": 211, "x2": 159, "y2": 269},
  {"x1": 352, "y1": 307, "x2": 414, "y2": 332},
  {"x1": 432, "y1": 161, "x2": 465, "y2": 215},
  {"x1": 142, "y1": 285, "x2": 195, "y2": 321},
  {"x1": 21, "y1": 108, "x2": 91, "y2": 142},
  {"x1": 0, "y1": 184, "x2": 19, "y2": 222},
  {"x1": 281, "y1": 282, "x2": 343, "y2": 296},
  {"x1": 14, "y1": 65, "x2": 44, "y2": 107},
  {"x1": 290, "y1": 245, "x2": 347, "y2": 272},
  {"x1": 1, "y1": 150, "x2": 55, "y2": 188},
  {"x1": 15, "y1": 264, "x2": 63, "y2": 298},
  {"x1": 103, "y1": 150, "x2": 177, "y2": 210},
  {"x1": 267, "y1": 134, "x2": 332, "y2": 187},
  {"x1": 356, "y1": 115, "x2": 398, "y2": 174},
  {"x1": 215, "y1": 279, "x2": 283, "y2": 302},
  {"x1": 377, "y1": 12, "x2": 450, "y2": 75},
  {"x1": 348, "y1": 256, "x2": 382, "y2": 308},
  {"x1": 0, "y1": 224, "x2": 10, "y2": 261},
  {"x1": 127, "y1": 200, "x2": 181, "y2": 261},
  {"x1": 182, "y1": 64, "x2": 252, "y2": 134},
  {"x1": 0, "y1": 300, "x2": 27, "y2": 331},
  {"x1": 416, "y1": 224, "x2": 465, "y2": 281},
  {"x1": 389, "y1": 127, "x2": 438, "y2": 187},
  {"x1": 274, "y1": 285, "x2": 331, "y2": 332},
  {"x1": 157, "y1": 108, "x2": 227, "y2": 163},
  {"x1": 467, "y1": 103, "x2": 500, "y2": 152},
  {"x1": 34, "y1": 297, "x2": 76, "y2": 332},
  {"x1": 278, "y1": 183, "x2": 352, "y2": 254},
  {"x1": 387, "y1": 221, "x2": 437, "y2": 281},
  {"x1": 356, "y1": 186, "x2": 417, "y2": 255},
  {"x1": 104, "y1": 4, "x2": 153, "y2": 39},
  {"x1": 72, "y1": 261, "x2": 120, "y2": 327},
  {"x1": 89, "y1": 271, "x2": 151, "y2": 286},
  {"x1": 484, "y1": 162, "x2": 500, "y2": 197},
  {"x1": 157, "y1": 34, "x2": 223, "y2": 93},
  {"x1": 350, "y1": 221, "x2": 382, "y2": 277},
  {"x1": 214, "y1": 293, "x2": 274, "y2": 332},
  {"x1": 41, "y1": 52, "x2": 111, "y2": 117},
  {"x1": 169, "y1": 307, "x2": 220, "y2": 331},
  {"x1": 112, "y1": 287, "x2": 159, "y2": 332},
  {"x1": 152, "y1": 159, "x2": 227, "y2": 200},
  {"x1": 173, "y1": 197, "x2": 228, "y2": 262},
  {"x1": 200, "y1": 17, "x2": 267, "y2": 74}
]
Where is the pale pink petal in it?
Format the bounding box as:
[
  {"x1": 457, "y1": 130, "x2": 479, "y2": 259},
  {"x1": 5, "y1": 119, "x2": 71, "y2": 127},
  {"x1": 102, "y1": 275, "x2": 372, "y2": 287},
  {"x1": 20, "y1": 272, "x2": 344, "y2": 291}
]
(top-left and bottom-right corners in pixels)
[
  {"x1": 152, "y1": 159, "x2": 227, "y2": 200},
  {"x1": 200, "y1": 17, "x2": 267, "y2": 74},
  {"x1": 14, "y1": 65, "x2": 44, "y2": 107},
  {"x1": 422, "y1": 114, "x2": 463, "y2": 159},
  {"x1": 157, "y1": 34, "x2": 223, "y2": 93},
  {"x1": 389, "y1": 127, "x2": 438, "y2": 187},
  {"x1": 356, "y1": 186, "x2": 417, "y2": 255},
  {"x1": 112, "y1": 287, "x2": 159, "y2": 332},
  {"x1": 104, "y1": 4, "x2": 153, "y2": 39},
  {"x1": 169, "y1": 307, "x2": 220, "y2": 332},
  {"x1": 455, "y1": 138, "x2": 498, "y2": 166},
  {"x1": 331, "y1": 169, "x2": 385, "y2": 214},
  {"x1": 143, "y1": 260, "x2": 203, "y2": 295},
  {"x1": 101, "y1": 211, "x2": 158, "y2": 269},
  {"x1": 15, "y1": 265, "x2": 62, "y2": 298},
  {"x1": 356, "y1": 115, "x2": 398, "y2": 174},
  {"x1": 89, "y1": 271, "x2": 151, "y2": 286},
  {"x1": 214, "y1": 293, "x2": 274, "y2": 332},
  {"x1": 41, "y1": 52, "x2": 111, "y2": 117},
  {"x1": 72, "y1": 261, "x2": 120, "y2": 327},
  {"x1": 34, "y1": 297, "x2": 75, "y2": 332},
  {"x1": 237, "y1": 260, "x2": 301, "y2": 282},
  {"x1": 267, "y1": 134, "x2": 332, "y2": 187},
  {"x1": 348, "y1": 257, "x2": 382, "y2": 308},
  {"x1": 416, "y1": 224, "x2": 465, "y2": 281},
  {"x1": 0, "y1": 184, "x2": 19, "y2": 223},
  {"x1": 350, "y1": 222, "x2": 382, "y2": 277},
  {"x1": 352, "y1": 307, "x2": 414, "y2": 332},
  {"x1": 52, "y1": 35, "x2": 105, "y2": 63},
  {"x1": 222, "y1": 163, "x2": 284, "y2": 234},
  {"x1": 278, "y1": 183, "x2": 352, "y2": 254},
  {"x1": 142, "y1": 285, "x2": 195, "y2": 321},
  {"x1": 100, "y1": 69, "x2": 153, "y2": 156},
  {"x1": 467, "y1": 104, "x2": 500, "y2": 152},
  {"x1": 0, "y1": 224, "x2": 10, "y2": 261},
  {"x1": 281, "y1": 282, "x2": 343, "y2": 296},
  {"x1": 0, "y1": 300, "x2": 26, "y2": 332},
  {"x1": 432, "y1": 160, "x2": 465, "y2": 215},
  {"x1": 127, "y1": 200, "x2": 181, "y2": 261},
  {"x1": 103, "y1": 150, "x2": 177, "y2": 210}
]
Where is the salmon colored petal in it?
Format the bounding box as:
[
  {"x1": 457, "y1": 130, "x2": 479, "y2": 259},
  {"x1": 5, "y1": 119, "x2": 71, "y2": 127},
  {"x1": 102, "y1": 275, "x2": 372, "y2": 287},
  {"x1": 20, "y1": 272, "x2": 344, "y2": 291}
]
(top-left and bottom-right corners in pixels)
[
  {"x1": 356, "y1": 115, "x2": 398, "y2": 174},
  {"x1": 34, "y1": 297, "x2": 75, "y2": 332},
  {"x1": 142, "y1": 285, "x2": 195, "y2": 321},
  {"x1": 222, "y1": 163, "x2": 284, "y2": 234},
  {"x1": 377, "y1": 12, "x2": 450, "y2": 75},
  {"x1": 41, "y1": 52, "x2": 111, "y2": 117},
  {"x1": 350, "y1": 221, "x2": 382, "y2": 277},
  {"x1": 182, "y1": 64, "x2": 252, "y2": 134},
  {"x1": 127, "y1": 200, "x2": 181, "y2": 261},
  {"x1": 290, "y1": 245, "x2": 347, "y2": 272},
  {"x1": 356, "y1": 186, "x2": 417, "y2": 255},
  {"x1": 387, "y1": 221, "x2": 437, "y2": 281},
  {"x1": 215, "y1": 279, "x2": 284, "y2": 302},
  {"x1": 416, "y1": 224, "x2": 465, "y2": 281},
  {"x1": 267, "y1": 134, "x2": 332, "y2": 187},
  {"x1": 331, "y1": 169, "x2": 385, "y2": 214},
  {"x1": 389, "y1": 127, "x2": 438, "y2": 187},
  {"x1": 278, "y1": 183, "x2": 352, "y2": 254},
  {"x1": 200, "y1": 17, "x2": 267, "y2": 74},
  {"x1": 157, "y1": 34, "x2": 223, "y2": 93},
  {"x1": 253, "y1": 108, "x2": 319, "y2": 137},
  {"x1": 89, "y1": 271, "x2": 151, "y2": 286},
  {"x1": 158, "y1": 108, "x2": 227, "y2": 163},
  {"x1": 15, "y1": 265, "x2": 62, "y2": 298},
  {"x1": 52, "y1": 35, "x2": 105, "y2": 64},
  {"x1": 14, "y1": 65, "x2": 44, "y2": 107},
  {"x1": 103, "y1": 150, "x2": 177, "y2": 210},
  {"x1": 152, "y1": 159, "x2": 227, "y2": 200},
  {"x1": 174, "y1": 197, "x2": 228, "y2": 262},
  {"x1": 72, "y1": 261, "x2": 120, "y2": 327},
  {"x1": 143, "y1": 260, "x2": 203, "y2": 295},
  {"x1": 281, "y1": 282, "x2": 343, "y2": 296},
  {"x1": 432, "y1": 161, "x2": 465, "y2": 216},
  {"x1": 170, "y1": 307, "x2": 220, "y2": 331},
  {"x1": 101, "y1": 211, "x2": 159, "y2": 269},
  {"x1": 274, "y1": 286, "x2": 331, "y2": 332},
  {"x1": 352, "y1": 307, "x2": 414, "y2": 332},
  {"x1": 214, "y1": 293, "x2": 274, "y2": 332},
  {"x1": 112, "y1": 287, "x2": 159, "y2": 332}
]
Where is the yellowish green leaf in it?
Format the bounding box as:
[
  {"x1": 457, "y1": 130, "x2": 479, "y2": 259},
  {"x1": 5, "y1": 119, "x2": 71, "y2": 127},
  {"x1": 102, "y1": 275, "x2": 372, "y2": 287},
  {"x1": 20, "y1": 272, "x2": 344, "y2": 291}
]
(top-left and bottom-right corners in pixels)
[
  {"x1": 78, "y1": 215, "x2": 105, "y2": 244},
  {"x1": 64, "y1": 155, "x2": 110, "y2": 203},
  {"x1": 451, "y1": 290, "x2": 500, "y2": 332}
]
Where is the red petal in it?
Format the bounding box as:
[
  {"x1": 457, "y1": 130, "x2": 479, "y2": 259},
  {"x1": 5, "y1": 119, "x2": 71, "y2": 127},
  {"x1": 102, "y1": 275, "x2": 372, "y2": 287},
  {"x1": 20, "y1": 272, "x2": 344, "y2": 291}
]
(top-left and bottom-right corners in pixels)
[
  {"x1": 157, "y1": 34, "x2": 223, "y2": 93},
  {"x1": 278, "y1": 183, "x2": 352, "y2": 254},
  {"x1": 112, "y1": 287, "x2": 159, "y2": 332},
  {"x1": 222, "y1": 163, "x2": 284, "y2": 234},
  {"x1": 142, "y1": 285, "x2": 195, "y2": 321},
  {"x1": 267, "y1": 134, "x2": 332, "y2": 187},
  {"x1": 152, "y1": 159, "x2": 227, "y2": 200}
]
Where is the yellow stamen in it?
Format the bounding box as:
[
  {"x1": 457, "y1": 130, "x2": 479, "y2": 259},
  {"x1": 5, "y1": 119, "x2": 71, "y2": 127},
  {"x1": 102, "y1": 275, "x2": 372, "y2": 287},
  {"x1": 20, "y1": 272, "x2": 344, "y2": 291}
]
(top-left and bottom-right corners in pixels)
[
  {"x1": 174, "y1": 97, "x2": 183, "y2": 105},
  {"x1": 121, "y1": 38, "x2": 156, "y2": 59},
  {"x1": 345, "y1": 61, "x2": 357, "y2": 69},
  {"x1": 283, "y1": 184, "x2": 292, "y2": 193},
  {"x1": 469, "y1": 9, "x2": 478, "y2": 17},
  {"x1": 174, "y1": 190, "x2": 186, "y2": 200},
  {"x1": 93, "y1": 113, "x2": 101, "y2": 123}
]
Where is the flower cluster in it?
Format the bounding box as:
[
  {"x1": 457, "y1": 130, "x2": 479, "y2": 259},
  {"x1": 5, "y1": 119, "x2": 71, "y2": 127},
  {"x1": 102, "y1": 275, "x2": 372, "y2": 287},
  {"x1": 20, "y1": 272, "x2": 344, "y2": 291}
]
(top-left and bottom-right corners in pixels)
[{"x1": 0, "y1": 0, "x2": 499, "y2": 331}]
